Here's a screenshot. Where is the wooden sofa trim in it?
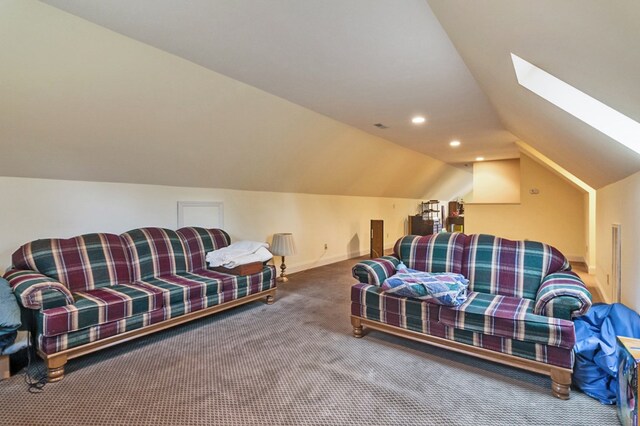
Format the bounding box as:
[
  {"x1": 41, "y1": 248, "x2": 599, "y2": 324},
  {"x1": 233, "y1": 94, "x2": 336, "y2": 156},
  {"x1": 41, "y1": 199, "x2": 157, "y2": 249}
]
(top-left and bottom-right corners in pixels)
[
  {"x1": 351, "y1": 315, "x2": 572, "y2": 400},
  {"x1": 40, "y1": 288, "x2": 276, "y2": 382}
]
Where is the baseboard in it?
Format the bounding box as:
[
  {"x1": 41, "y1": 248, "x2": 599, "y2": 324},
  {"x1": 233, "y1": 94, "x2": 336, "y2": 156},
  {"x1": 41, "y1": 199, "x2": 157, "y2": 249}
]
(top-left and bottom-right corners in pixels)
[
  {"x1": 593, "y1": 276, "x2": 610, "y2": 304},
  {"x1": 566, "y1": 255, "x2": 585, "y2": 264}
]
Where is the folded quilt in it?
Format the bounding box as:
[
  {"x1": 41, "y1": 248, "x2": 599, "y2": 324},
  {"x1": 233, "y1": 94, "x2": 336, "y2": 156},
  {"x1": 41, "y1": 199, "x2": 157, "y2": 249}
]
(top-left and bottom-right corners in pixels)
[
  {"x1": 381, "y1": 263, "x2": 469, "y2": 306},
  {"x1": 206, "y1": 241, "x2": 273, "y2": 268}
]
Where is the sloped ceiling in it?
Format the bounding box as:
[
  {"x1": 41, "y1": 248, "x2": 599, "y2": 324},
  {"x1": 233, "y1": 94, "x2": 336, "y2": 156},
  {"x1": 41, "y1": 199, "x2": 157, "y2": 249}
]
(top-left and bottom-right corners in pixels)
[
  {"x1": 38, "y1": 0, "x2": 517, "y2": 164},
  {"x1": 0, "y1": 1, "x2": 472, "y2": 199},
  {"x1": 428, "y1": 0, "x2": 640, "y2": 189},
  {"x1": 6, "y1": 1, "x2": 636, "y2": 194}
]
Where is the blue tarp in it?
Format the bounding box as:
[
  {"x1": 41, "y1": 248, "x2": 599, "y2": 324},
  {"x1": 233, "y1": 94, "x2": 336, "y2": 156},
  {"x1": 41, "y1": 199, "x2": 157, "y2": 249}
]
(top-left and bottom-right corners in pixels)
[
  {"x1": 573, "y1": 303, "x2": 640, "y2": 404},
  {"x1": 0, "y1": 277, "x2": 21, "y2": 352}
]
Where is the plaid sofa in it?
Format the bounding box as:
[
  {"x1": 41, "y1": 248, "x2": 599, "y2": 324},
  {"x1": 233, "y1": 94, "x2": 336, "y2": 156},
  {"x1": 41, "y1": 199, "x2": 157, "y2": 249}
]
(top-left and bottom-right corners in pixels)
[
  {"x1": 3, "y1": 227, "x2": 276, "y2": 381},
  {"x1": 351, "y1": 233, "x2": 592, "y2": 399}
]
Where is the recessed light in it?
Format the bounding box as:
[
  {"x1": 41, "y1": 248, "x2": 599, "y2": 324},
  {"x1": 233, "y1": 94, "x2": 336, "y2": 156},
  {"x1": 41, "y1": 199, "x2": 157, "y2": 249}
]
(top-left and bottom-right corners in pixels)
[
  {"x1": 475, "y1": 156, "x2": 485, "y2": 161},
  {"x1": 411, "y1": 116, "x2": 426, "y2": 124},
  {"x1": 450, "y1": 140, "x2": 461, "y2": 147}
]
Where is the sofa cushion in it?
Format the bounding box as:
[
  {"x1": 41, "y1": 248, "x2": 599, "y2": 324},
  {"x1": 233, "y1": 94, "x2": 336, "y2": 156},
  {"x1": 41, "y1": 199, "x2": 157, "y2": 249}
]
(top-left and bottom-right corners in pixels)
[
  {"x1": 38, "y1": 271, "x2": 278, "y2": 354},
  {"x1": 438, "y1": 292, "x2": 575, "y2": 349},
  {"x1": 394, "y1": 233, "x2": 467, "y2": 274},
  {"x1": 135, "y1": 272, "x2": 223, "y2": 307},
  {"x1": 463, "y1": 234, "x2": 570, "y2": 300},
  {"x1": 351, "y1": 283, "x2": 575, "y2": 349},
  {"x1": 39, "y1": 308, "x2": 168, "y2": 354},
  {"x1": 350, "y1": 284, "x2": 574, "y2": 369},
  {"x1": 40, "y1": 284, "x2": 164, "y2": 337},
  {"x1": 121, "y1": 228, "x2": 188, "y2": 280},
  {"x1": 11, "y1": 233, "x2": 131, "y2": 292},
  {"x1": 351, "y1": 283, "x2": 441, "y2": 324},
  {"x1": 176, "y1": 227, "x2": 230, "y2": 272},
  {"x1": 189, "y1": 265, "x2": 276, "y2": 294}
]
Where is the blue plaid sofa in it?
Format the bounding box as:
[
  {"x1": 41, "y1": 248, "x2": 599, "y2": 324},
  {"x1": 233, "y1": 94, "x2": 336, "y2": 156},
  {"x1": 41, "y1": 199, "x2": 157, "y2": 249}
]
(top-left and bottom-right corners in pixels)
[
  {"x1": 3, "y1": 227, "x2": 276, "y2": 381},
  {"x1": 351, "y1": 233, "x2": 592, "y2": 399}
]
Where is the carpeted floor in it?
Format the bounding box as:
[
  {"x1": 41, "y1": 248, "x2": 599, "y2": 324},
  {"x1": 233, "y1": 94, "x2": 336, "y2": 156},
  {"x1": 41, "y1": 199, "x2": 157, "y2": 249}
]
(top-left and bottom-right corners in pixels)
[{"x1": 0, "y1": 258, "x2": 617, "y2": 425}]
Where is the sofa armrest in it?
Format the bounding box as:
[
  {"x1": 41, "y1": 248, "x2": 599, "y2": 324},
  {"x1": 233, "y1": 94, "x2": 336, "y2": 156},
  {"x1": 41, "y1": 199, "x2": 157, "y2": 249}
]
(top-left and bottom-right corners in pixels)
[
  {"x1": 3, "y1": 269, "x2": 74, "y2": 310},
  {"x1": 352, "y1": 256, "x2": 400, "y2": 286},
  {"x1": 534, "y1": 271, "x2": 592, "y2": 320}
]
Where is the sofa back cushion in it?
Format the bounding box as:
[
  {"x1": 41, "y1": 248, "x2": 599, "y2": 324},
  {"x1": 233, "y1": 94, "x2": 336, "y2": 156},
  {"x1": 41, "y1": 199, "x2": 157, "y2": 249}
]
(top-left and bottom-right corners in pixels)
[
  {"x1": 463, "y1": 234, "x2": 570, "y2": 300},
  {"x1": 11, "y1": 233, "x2": 131, "y2": 292},
  {"x1": 176, "y1": 227, "x2": 230, "y2": 272},
  {"x1": 121, "y1": 228, "x2": 188, "y2": 280},
  {"x1": 393, "y1": 233, "x2": 468, "y2": 274}
]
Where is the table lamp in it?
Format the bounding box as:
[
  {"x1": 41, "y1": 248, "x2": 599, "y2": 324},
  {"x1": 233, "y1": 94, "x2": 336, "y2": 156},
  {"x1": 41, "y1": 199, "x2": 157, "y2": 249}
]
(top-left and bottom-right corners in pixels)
[{"x1": 271, "y1": 233, "x2": 296, "y2": 282}]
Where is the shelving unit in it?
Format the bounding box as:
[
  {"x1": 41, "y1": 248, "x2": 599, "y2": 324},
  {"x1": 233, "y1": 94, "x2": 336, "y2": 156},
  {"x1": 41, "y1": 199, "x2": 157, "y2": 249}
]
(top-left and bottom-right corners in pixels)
[
  {"x1": 446, "y1": 200, "x2": 464, "y2": 233},
  {"x1": 420, "y1": 200, "x2": 442, "y2": 233},
  {"x1": 408, "y1": 200, "x2": 442, "y2": 236}
]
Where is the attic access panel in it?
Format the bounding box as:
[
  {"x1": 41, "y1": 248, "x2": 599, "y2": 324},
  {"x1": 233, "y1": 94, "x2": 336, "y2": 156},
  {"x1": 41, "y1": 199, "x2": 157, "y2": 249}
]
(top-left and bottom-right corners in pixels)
[{"x1": 177, "y1": 201, "x2": 224, "y2": 229}]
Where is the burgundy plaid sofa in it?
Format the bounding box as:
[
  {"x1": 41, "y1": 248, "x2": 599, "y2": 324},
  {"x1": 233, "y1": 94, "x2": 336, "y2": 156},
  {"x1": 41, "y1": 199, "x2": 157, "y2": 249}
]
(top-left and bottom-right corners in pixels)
[
  {"x1": 351, "y1": 233, "x2": 592, "y2": 399},
  {"x1": 3, "y1": 227, "x2": 276, "y2": 381}
]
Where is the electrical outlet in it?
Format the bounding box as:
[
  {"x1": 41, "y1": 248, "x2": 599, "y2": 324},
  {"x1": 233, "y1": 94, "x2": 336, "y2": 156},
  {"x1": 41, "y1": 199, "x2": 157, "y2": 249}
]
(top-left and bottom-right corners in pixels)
[
  {"x1": 324, "y1": 243, "x2": 328, "y2": 250},
  {"x1": 386, "y1": 233, "x2": 389, "y2": 238}
]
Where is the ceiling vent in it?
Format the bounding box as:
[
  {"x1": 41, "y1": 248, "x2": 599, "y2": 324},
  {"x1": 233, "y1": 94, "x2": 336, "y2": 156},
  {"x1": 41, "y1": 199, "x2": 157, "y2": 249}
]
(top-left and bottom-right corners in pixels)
[{"x1": 373, "y1": 123, "x2": 389, "y2": 129}]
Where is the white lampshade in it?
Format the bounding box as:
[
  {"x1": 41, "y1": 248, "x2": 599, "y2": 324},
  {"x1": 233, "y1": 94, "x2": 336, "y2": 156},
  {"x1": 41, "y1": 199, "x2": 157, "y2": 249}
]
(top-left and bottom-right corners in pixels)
[{"x1": 271, "y1": 233, "x2": 296, "y2": 256}]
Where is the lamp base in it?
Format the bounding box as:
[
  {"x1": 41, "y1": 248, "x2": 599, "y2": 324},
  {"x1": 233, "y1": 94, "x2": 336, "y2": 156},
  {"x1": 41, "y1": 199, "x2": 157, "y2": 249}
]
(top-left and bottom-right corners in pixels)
[{"x1": 278, "y1": 256, "x2": 289, "y2": 282}]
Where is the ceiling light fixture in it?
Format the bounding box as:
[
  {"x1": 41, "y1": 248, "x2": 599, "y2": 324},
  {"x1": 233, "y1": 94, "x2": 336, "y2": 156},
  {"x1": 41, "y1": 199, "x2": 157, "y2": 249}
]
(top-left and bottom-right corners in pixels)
[
  {"x1": 450, "y1": 140, "x2": 461, "y2": 147},
  {"x1": 475, "y1": 156, "x2": 485, "y2": 161},
  {"x1": 411, "y1": 116, "x2": 426, "y2": 124}
]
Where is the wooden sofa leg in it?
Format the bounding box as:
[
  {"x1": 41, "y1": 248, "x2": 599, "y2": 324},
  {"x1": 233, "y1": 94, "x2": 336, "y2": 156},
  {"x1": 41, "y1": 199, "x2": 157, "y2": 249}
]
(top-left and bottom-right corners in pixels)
[
  {"x1": 351, "y1": 317, "x2": 363, "y2": 338},
  {"x1": 46, "y1": 354, "x2": 68, "y2": 383},
  {"x1": 0, "y1": 354, "x2": 9, "y2": 380},
  {"x1": 266, "y1": 290, "x2": 276, "y2": 305},
  {"x1": 550, "y1": 368, "x2": 571, "y2": 400}
]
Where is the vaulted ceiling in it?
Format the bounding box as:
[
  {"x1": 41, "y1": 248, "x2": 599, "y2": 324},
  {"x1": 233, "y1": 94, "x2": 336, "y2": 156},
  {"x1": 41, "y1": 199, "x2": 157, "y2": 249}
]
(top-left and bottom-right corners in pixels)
[
  {"x1": 428, "y1": 0, "x2": 640, "y2": 188},
  {"x1": 5, "y1": 0, "x2": 640, "y2": 192},
  {"x1": 40, "y1": 0, "x2": 517, "y2": 165}
]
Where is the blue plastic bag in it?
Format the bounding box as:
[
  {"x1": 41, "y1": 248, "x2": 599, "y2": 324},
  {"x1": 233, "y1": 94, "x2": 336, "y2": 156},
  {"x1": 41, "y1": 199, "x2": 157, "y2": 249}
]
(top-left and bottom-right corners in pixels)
[{"x1": 573, "y1": 303, "x2": 640, "y2": 404}]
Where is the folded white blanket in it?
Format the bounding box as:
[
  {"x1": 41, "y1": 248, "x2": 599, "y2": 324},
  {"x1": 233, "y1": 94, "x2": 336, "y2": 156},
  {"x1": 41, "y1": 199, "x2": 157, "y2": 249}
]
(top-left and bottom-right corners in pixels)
[{"x1": 206, "y1": 241, "x2": 273, "y2": 268}]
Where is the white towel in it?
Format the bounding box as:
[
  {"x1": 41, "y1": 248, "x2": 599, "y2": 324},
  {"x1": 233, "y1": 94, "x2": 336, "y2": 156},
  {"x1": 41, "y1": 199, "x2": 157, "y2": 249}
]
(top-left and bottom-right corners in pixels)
[{"x1": 206, "y1": 241, "x2": 272, "y2": 267}]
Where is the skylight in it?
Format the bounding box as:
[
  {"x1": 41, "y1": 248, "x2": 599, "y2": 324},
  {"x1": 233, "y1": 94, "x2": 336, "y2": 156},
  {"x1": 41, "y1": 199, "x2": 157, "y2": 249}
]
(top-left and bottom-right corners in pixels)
[{"x1": 511, "y1": 53, "x2": 640, "y2": 155}]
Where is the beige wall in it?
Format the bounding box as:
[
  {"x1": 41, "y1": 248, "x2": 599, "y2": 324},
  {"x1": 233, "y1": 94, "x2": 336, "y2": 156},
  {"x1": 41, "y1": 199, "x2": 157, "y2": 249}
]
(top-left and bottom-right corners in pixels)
[
  {"x1": 465, "y1": 154, "x2": 586, "y2": 258},
  {"x1": 0, "y1": 0, "x2": 471, "y2": 199},
  {"x1": 0, "y1": 176, "x2": 442, "y2": 275},
  {"x1": 471, "y1": 159, "x2": 520, "y2": 203},
  {"x1": 596, "y1": 171, "x2": 640, "y2": 311}
]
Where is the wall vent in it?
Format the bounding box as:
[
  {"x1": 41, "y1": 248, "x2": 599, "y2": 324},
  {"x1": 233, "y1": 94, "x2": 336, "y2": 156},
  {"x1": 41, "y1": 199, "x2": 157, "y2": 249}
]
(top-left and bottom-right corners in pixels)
[{"x1": 612, "y1": 224, "x2": 622, "y2": 303}]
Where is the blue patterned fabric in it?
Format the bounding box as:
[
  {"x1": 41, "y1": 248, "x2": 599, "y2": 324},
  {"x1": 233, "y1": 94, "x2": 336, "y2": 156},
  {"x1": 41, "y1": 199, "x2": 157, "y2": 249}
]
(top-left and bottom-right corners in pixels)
[{"x1": 381, "y1": 263, "x2": 469, "y2": 306}]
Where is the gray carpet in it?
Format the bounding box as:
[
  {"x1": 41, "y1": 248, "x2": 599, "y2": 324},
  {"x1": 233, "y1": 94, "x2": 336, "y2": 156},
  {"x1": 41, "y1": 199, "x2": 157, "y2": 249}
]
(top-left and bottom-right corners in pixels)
[{"x1": 0, "y1": 258, "x2": 617, "y2": 425}]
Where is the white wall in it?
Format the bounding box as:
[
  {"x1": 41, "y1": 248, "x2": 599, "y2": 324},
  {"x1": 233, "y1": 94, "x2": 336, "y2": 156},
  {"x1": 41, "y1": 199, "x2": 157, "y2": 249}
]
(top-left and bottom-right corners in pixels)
[
  {"x1": 596, "y1": 170, "x2": 640, "y2": 311},
  {"x1": 0, "y1": 176, "x2": 452, "y2": 275},
  {"x1": 465, "y1": 154, "x2": 586, "y2": 259},
  {"x1": 471, "y1": 159, "x2": 520, "y2": 203}
]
